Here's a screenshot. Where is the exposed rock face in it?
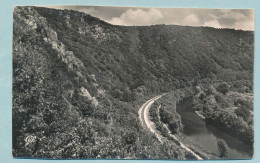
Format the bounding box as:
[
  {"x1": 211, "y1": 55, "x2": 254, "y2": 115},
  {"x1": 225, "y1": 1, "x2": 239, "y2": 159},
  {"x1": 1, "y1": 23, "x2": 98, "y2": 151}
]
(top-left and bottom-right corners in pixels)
[
  {"x1": 14, "y1": 6, "x2": 85, "y2": 74},
  {"x1": 78, "y1": 24, "x2": 121, "y2": 43},
  {"x1": 80, "y1": 87, "x2": 99, "y2": 108}
]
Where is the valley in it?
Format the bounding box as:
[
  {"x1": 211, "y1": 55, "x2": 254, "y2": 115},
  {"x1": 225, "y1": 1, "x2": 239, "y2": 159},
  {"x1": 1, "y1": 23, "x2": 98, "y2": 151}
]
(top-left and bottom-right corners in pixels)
[{"x1": 13, "y1": 6, "x2": 254, "y2": 159}]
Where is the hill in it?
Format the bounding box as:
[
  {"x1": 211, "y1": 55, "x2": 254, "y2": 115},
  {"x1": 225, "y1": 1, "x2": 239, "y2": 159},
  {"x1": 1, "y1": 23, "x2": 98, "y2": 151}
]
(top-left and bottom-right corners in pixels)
[{"x1": 13, "y1": 6, "x2": 254, "y2": 159}]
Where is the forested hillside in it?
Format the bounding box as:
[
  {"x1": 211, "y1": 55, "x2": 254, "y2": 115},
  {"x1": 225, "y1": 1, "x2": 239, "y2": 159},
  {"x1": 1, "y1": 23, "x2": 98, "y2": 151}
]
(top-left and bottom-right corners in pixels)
[{"x1": 13, "y1": 6, "x2": 254, "y2": 159}]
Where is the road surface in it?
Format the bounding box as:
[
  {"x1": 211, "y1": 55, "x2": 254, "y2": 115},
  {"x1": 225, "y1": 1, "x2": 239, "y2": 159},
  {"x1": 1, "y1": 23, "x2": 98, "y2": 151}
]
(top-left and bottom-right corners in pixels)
[{"x1": 138, "y1": 94, "x2": 203, "y2": 160}]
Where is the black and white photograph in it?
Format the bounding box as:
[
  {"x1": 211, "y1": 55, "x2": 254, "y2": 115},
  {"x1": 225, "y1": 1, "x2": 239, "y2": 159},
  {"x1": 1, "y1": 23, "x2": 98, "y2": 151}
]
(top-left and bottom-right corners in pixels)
[{"x1": 13, "y1": 6, "x2": 254, "y2": 160}]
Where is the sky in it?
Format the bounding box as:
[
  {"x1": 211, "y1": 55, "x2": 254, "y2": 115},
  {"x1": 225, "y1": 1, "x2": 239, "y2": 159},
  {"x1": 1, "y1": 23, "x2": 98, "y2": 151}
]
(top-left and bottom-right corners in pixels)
[{"x1": 41, "y1": 5, "x2": 254, "y2": 31}]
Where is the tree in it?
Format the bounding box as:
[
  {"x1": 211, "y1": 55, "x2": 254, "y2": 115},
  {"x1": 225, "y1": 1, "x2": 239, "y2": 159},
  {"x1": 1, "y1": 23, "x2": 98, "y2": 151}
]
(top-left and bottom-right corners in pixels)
[
  {"x1": 235, "y1": 106, "x2": 250, "y2": 122},
  {"x1": 215, "y1": 94, "x2": 228, "y2": 108},
  {"x1": 217, "y1": 139, "x2": 228, "y2": 158},
  {"x1": 216, "y1": 82, "x2": 229, "y2": 95},
  {"x1": 112, "y1": 89, "x2": 123, "y2": 99},
  {"x1": 123, "y1": 131, "x2": 138, "y2": 145},
  {"x1": 122, "y1": 88, "x2": 132, "y2": 102},
  {"x1": 205, "y1": 85, "x2": 215, "y2": 95}
]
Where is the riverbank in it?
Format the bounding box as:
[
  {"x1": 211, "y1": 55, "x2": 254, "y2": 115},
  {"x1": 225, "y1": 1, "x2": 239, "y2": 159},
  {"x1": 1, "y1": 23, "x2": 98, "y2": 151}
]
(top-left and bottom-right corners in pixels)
[
  {"x1": 192, "y1": 85, "x2": 254, "y2": 147},
  {"x1": 149, "y1": 87, "x2": 253, "y2": 159},
  {"x1": 140, "y1": 85, "x2": 253, "y2": 159},
  {"x1": 149, "y1": 92, "x2": 216, "y2": 159},
  {"x1": 176, "y1": 97, "x2": 253, "y2": 159}
]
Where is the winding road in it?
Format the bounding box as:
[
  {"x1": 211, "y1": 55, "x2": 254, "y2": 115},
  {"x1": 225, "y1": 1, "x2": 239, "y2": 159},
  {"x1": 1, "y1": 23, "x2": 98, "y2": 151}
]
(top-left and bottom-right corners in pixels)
[
  {"x1": 138, "y1": 94, "x2": 203, "y2": 160},
  {"x1": 138, "y1": 94, "x2": 166, "y2": 143}
]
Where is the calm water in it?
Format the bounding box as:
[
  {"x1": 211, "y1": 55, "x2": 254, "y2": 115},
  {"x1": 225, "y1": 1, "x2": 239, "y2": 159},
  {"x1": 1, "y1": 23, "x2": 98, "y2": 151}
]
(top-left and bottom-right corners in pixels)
[{"x1": 176, "y1": 97, "x2": 253, "y2": 159}]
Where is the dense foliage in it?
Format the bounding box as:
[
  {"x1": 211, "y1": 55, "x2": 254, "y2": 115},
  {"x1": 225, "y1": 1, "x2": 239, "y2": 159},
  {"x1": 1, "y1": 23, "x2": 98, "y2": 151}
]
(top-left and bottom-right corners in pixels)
[
  {"x1": 192, "y1": 84, "x2": 253, "y2": 145},
  {"x1": 13, "y1": 6, "x2": 254, "y2": 159},
  {"x1": 216, "y1": 82, "x2": 229, "y2": 95},
  {"x1": 13, "y1": 6, "x2": 168, "y2": 159},
  {"x1": 158, "y1": 101, "x2": 183, "y2": 134},
  {"x1": 34, "y1": 6, "x2": 254, "y2": 95}
]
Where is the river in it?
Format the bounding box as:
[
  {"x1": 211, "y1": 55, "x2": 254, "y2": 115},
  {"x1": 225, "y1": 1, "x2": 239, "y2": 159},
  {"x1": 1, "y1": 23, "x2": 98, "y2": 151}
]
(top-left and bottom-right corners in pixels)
[{"x1": 176, "y1": 97, "x2": 253, "y2": 159}]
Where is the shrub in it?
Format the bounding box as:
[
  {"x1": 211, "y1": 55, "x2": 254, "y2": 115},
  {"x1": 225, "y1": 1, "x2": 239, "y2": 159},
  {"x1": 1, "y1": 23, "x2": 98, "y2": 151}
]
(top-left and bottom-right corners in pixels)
[
  {"x1": 235, "y1": 106, "x2": 250, "y2": 122},
  {"x1": 159, "y1": 107, "x2": 182, "y2": 134},
  {"x1": 216, "y1": 82, "x2": 229, "y2": 95},
  {"x1": 123, "y1": 131, "x2": 138, "y2": 145},
  {"x1": 214, "y1": 94, "x2": 228, "y2": 108}
]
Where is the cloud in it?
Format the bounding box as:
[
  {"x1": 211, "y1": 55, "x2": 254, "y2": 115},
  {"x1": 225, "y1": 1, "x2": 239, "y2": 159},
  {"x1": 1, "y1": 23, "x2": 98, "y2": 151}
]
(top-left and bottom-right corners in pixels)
[
  {"x1": 203, "y1": 20, "x2": 222, "y2": 29},
  {"x1": 108, "y1": 8, "x2": 163, "y2": 26},
  {"x1": 221, "y1": 12, "x2": 246, "y2": 20},
  {"x1": 42, "y1": 6, "x2": 254, "y2": 31},
  {"x1": 105, "y1": 8, "x2": 254, "y2": 30},
  {"x1": 77, "y1": 7, "x2": 97, "y2": 15},
  {"x1": 182, "y1": 14, "x2": 200, "y2": 26},
  {"x1": 206, "y1": 14, "x2": 218, "y2": 20},
  {"x1": 170, "y1": 14, "x2": 200, "y2": 27},
  {"x1": 234, "y1": 20, "x2": 254, "y2": 31},
  {"x1": 216, "y1": 10, "x2": 254, "y2": 30}
]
